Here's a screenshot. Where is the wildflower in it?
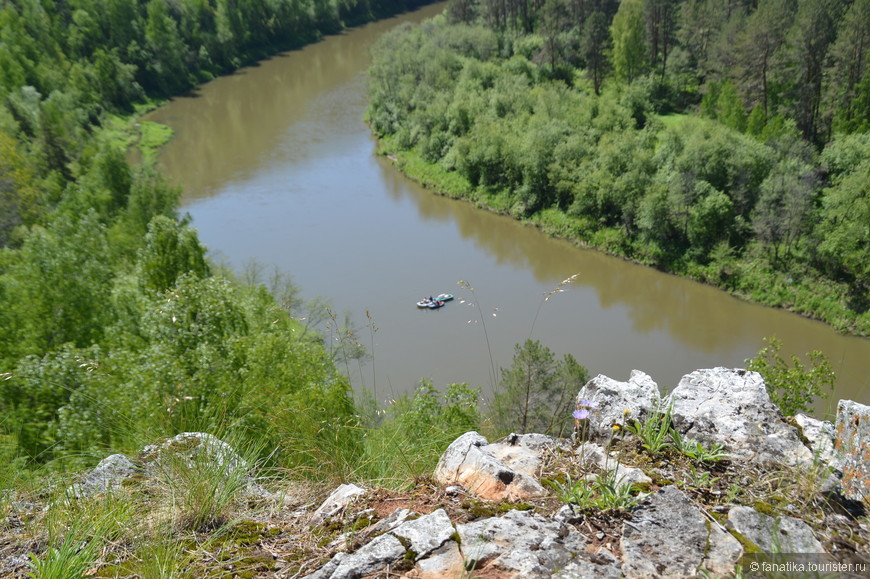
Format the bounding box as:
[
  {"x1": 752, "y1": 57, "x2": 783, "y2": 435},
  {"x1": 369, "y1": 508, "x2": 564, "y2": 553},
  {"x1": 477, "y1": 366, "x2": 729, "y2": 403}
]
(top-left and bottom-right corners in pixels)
[
  {"x1": 573, "y1": 408, "x2": 590, "y2": 420},
  {"x1": 612, "y1": 424, "x2": 622, "y2": 432},
  {"x1": 623, "y1": 408, "x2": 631, "y2": 416},
  {"x1": 578, "y1": 399, "x2": 598, "y2": 410}
]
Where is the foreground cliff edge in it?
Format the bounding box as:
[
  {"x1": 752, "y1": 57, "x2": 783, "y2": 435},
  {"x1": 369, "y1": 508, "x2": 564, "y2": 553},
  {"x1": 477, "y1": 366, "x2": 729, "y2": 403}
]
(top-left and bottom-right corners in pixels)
[{"x1": 3, "y1": 368, "x2": 867, "y2": 577}]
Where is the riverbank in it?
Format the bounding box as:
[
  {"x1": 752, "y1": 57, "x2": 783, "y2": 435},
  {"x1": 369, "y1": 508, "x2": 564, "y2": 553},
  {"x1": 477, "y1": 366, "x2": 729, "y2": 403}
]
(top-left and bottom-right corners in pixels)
[{"x1": 375, "y1": 135, "x2": 869, "y2": 338}]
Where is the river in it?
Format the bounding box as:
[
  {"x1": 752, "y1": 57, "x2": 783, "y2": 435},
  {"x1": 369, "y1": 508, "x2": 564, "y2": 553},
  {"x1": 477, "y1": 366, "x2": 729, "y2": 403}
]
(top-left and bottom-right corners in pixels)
[{"x1": 146, "y1": 2, "x2": 869, "y2": 419}]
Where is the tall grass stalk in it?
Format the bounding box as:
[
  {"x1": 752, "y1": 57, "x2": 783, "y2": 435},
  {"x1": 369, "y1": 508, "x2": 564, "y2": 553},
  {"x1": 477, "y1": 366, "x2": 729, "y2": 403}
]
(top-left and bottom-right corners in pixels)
[
  {"x1": 28, "y1": 492, "x2": 136, "y2": 579},
  {"x1": 153, "y1": 434, "x2": 267, "y2": 532},
  {"x1": 458, "y1": 280, "x2": 498, "y2": 389},
  {"x1": 365, "y1": 309, "x2": 378, "y2": 401},
  {"x1": 528, "y1": 273, "x2": 580, "y2": 340}
]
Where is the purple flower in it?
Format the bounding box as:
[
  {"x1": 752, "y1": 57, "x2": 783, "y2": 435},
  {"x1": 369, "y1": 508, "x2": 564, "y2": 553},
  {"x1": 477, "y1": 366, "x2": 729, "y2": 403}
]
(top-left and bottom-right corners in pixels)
[
  {"x1": 573, "y1": 408, "x2": 590, "y2": 420},
  {"x1": 578, "y1": 399, "x2": 598, "y2": 409}
]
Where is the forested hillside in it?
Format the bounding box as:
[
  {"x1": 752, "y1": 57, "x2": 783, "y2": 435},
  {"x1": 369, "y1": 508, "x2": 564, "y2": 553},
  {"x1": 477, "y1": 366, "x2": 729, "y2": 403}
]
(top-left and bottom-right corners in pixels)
[
  {"x1": 367, "y1": 0, "x2": 870, "y2": 335},
  {"x1": 0, "y1": 0, "x2": 455, "y2": 475}
]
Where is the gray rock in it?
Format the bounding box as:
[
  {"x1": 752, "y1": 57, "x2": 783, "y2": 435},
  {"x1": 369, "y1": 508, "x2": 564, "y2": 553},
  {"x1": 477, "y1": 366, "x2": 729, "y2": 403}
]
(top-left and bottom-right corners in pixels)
[
  {"x1": 621, "y1": 486, "x2": 742, "y2": 578},
  {"x1": 433, "y1": 432, "x2": 547, "y2": 500},
  {"x1": 669, "y1": 368, "x2": 813, "y2": 466},
  {"x1": 391, "y1": 508, "x2": 455, "y2": 561},
  {"x1": 68, "y1": 433, "x2": 270, "y2": 500},
  {"x1": 486, "y1": 433, "x2": 569, "y2": 476},
  {"x1": 414, "y1": 540, "x2": 464, "y2": 578},
  {"x1": 457, "y1": 509, "x2": 588, "y2": 578},
  {"x1": 555, "y1": 548, "x2": 622, "y2": 578},
  {"x1": 310, "y1": 483, "x2": 366, "y2": 525},
  {"x1": 727, "y1": 506, "x2": 825, "y2": 553},
  {"x1": 313, "y1": 533, "x2": 406, "y2": 579},
  {"x1": 141, "y1": 432, "x2": 247, "y2": 473},
  {"x1": 310, "y1": 509, "x2": 456, "y2": 578},
  {"x1": 68, "y1": 453, "x2": 140, "y2": 498},
  {"x1": 140, "y1": 432, "x2": 274, "y2": 500},
  {"x1": 834, "y1": 399, "x2": 870, "y2": 501},
  {"x1": 794, "y1": 414, "x2": 837, "y2": 465},
  {"x1": 575, "y1": 371, "x2": 661, "y2": 441},
  {"x1": 574, "y1": 443, "x2": 652, "y2": 490}
]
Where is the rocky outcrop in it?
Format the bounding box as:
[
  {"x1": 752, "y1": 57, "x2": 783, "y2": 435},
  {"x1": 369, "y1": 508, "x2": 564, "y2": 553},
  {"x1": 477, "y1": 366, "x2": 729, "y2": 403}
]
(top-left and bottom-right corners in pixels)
[
  {"x1": 68, "y1": 432, "x2": 269, "y2": 499},
  {"x1": 68, "y1": 453, "x2": 141, "y2": 498},
  {"x1": 432, "y1": 431, "x2": 554, "y2": 500},
  {"x1": 668, "y1": 368, "x2": 814, "y2": 466},
  {"x1": 727, "y1": 506, "x2": 826, "y2": 553},
  {"x1": 457, "y1": 509, "x2": 588, "y2": 577},
  {"x1": 835, "y1": 400, "x2": 870, "y2": 502},
  {"x1": 621, "y1": 486, "x2": 742, "y2": 577},
  {"x1": 56, "y1": 370, "x2": 868, "y2": 579},
  {"x1": 575, "y1": 370, "x2": 661, "y2": 441}
]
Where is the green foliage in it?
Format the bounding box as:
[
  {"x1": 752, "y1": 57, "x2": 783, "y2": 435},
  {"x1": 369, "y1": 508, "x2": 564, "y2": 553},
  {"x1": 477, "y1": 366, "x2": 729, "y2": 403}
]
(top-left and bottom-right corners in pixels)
[
  {"x1": 359, "y1": 381, "x2": 481, "y2": 487},
  {"x1": 816, "y1": 134, "x2": 870, "y2": 293},
  {"x1": 669, "y1": 429, "x2": 729, "y2": 465},
  {"x1": 491, "y1": 339, "x2": 589, "y2": 437},
  {"x1": 545, "y1": 471, "x2": 640, "y2": 513},
  {"x1": 626, "y1": 403, "x2": 674, "y2": 456},
  {"x1": 610, "y1": 0, "x2": 648, "y2": 83},
  {"x1": 28, "y1": 493, "x2": 135, "y2": 579},
  {"x1": 137, "y1": 215, "x2": 210, "y2": 293},
  {"x1": 745, "y1": 337, "x2": 836, "y2": 416}
]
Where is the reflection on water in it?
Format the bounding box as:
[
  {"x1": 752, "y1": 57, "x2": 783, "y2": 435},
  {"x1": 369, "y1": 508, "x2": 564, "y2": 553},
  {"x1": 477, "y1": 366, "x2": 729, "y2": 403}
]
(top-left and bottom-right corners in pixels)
[{"x1": 147, "y1": 2, "x2": 869, "y2": 418}]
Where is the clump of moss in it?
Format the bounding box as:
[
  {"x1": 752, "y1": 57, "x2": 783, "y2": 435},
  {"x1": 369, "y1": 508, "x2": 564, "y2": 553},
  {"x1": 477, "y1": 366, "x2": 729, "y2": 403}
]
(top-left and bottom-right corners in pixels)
[{"x1": 461, "y1": 499, "x2": 534, "y2": 520}]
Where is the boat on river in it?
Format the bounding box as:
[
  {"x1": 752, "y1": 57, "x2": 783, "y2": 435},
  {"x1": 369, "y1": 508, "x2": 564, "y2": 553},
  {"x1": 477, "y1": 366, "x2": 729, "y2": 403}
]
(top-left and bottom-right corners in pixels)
[
  {"x1": 436, "y1": 293, "x2": 454, "y2": 302},
  {"x1": 417, "y1": 298, "x2": 445, "y2": 309}
]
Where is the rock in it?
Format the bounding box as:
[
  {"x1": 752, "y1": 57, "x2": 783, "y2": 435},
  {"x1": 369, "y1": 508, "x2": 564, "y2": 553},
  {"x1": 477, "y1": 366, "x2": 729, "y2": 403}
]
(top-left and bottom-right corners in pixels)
[
  {"x1": 574, "y1": 443, "x2": 652, "y2": 490},
  {"x1": 69, "y1": 432, "x2": 271, "y2": 500},
  {"x1": 68, "y1": 453, "x2": 140, "y2": 498},
  {"x1": 311, "y1": 509, "x2": 457, "y2": 578},
  {"x1": 487, "y1": 433, "x2": 570, "y2": 477},
  {"x1": 669, "y1": 368, "x2": 813, "y2": 466},
  {"x1": 411, "y1": 540, "x2": 464, "y2": 578},
  {"x1": 433, "y1": 432, "x2": 547, "y2": 500},
  {"x1": 310, "y1": 533, "x2": 406, "y2": 579},
  {"x1": 310, "y1": 483, "x2": 366, "y2": 525},
  {"x1": 834, "y1": 400, "x2": 870, "y2": 501},
  {"x1": 554, "y1": 548, "x2": 623, "y2": 579},
  {"x1": 456, "y1": 509, "x2": 588, "y2": 578},
  {"x1": 392, "y1": 508, "x2": 455, "y2": 561},
  {"x1": 794, "y1": 414, "x2": 838, "y2": 465},
  {"x1": 621, "y1": 486, "x2": 742, "y2": 578},
  {"x1": 575, "y1": 371, "x2": 661, "y2": 441},
  {"x1": 727, "y1": 506, "x2": 826, "y2": 553},
  {"x1": 141, "y1": 432, "x2": 247, "y2": 473}
]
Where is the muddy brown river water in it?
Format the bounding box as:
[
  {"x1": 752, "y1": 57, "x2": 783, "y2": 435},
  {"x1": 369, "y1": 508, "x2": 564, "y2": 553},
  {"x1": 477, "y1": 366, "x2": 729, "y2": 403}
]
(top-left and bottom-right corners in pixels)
[{"x1": 146, "y1": 2, "x2": 869, "y2": 418}]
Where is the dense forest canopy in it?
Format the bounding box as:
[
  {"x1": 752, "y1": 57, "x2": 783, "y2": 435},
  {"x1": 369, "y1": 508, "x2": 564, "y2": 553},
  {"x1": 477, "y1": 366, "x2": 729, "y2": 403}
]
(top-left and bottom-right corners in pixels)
[{"x1": 367, "y1": 0, "x2": 870, "y2": 335}]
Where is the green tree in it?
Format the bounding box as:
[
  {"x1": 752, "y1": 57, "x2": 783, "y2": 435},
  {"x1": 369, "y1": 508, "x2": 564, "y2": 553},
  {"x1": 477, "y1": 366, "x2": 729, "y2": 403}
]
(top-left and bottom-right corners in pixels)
[
  {"x1": 581, "y1": 10, "x2": 610, "y2": 95},
  {"x1": 687, "y1": 186, "x2": 735, "y2": 262},
  {"x1": 815, "y1": 134, "x2": 870, "y2": 293},
  {"x1": 0, "y1": 130, "x2": 41, "y2": 247},
  {"x1": 644, "y1": 0, "x2": 677, "y2": 80},
  {"x1": 824, "y1": 0, "x2": 870, "y2": 134},
  {"x1": 752, "y1": 156, "x2": 816, "y2": 263},
  {"x1": 778, "y1": 0, "x2": 844, "y2": 143},
  {"x1": 491, "y1": 339, "x2": 589, "y2": 437},
  {"x1": 136, "y1": 215, "x2": 210, "y2": 293},
  {"x1": 733, "y1": 0, "x2": 794, "y2": 117},
  {"x1": 745, "y1": 337, "x2": 835, "y2": 416},
  {"x1": 610, "y1": 0, "x2": 648, "y2": 83}
]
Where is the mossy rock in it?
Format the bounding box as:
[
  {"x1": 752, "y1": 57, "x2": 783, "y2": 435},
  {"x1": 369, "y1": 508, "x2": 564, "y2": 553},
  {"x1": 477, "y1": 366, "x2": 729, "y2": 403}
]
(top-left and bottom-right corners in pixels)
[{"x1": 461, "y1": 499, "x2": 534, "y2": 519}]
